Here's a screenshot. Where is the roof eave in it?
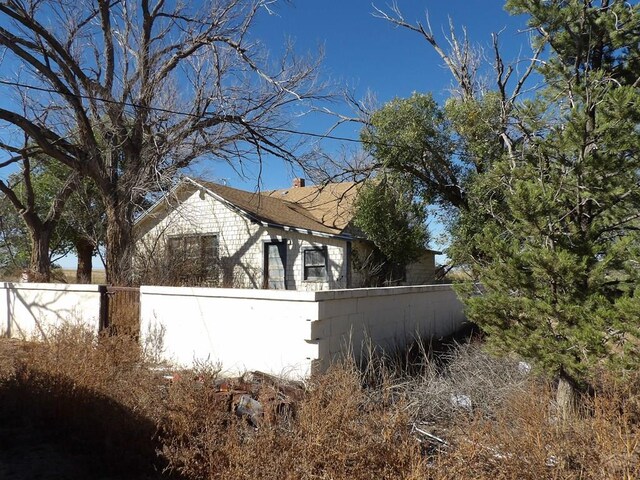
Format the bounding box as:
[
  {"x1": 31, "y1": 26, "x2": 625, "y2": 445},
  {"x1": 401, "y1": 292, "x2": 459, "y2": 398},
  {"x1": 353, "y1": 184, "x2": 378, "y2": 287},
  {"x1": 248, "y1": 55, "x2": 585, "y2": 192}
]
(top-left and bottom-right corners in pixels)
[{"x1": 271, "y1": 223, "x2": 353, "y2": 241}]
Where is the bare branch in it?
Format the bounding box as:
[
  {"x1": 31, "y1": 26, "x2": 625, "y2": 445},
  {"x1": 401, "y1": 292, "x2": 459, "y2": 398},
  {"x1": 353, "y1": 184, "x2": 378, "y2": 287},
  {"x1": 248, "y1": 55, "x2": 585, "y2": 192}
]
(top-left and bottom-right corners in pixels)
[{"x1": 373, "y1": 3, "x2": 478, "y2": 98}]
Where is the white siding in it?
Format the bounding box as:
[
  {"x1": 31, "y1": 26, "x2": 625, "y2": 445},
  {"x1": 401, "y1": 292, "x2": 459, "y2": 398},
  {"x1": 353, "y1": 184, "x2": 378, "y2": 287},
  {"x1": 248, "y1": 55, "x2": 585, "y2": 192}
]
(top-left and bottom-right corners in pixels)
[
  {"x1": 277, "y1": 229, "x2": 347, "y2": 291},
  {"x1": 350, "y1": 240, "x2": 436, "y2": 287}
]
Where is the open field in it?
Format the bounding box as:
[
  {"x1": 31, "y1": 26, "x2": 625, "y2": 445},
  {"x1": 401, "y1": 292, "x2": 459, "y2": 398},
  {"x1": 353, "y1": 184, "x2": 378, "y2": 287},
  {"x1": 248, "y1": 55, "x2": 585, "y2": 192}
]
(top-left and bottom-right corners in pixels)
[
  {"x1": 0, "y1": 269, "x2": 107, "y2": 284},
  {"x1": 60, "y1": 269, "x2": 107, "y2": 284},
  {"x1": 0, "y1": 328, "x2": 638, "y2": 480}
]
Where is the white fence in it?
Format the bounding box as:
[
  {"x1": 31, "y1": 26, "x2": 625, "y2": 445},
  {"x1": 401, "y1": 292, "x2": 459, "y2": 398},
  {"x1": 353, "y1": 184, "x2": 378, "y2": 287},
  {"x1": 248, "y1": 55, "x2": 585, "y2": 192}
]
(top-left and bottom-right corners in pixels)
[
  {"x1": 0, "y1": 282, "x2": 466, "y2": 377},
  {"x1": 140, "y1": 286, "x2": 319, "y2": 376},
  {"x1": 141, "y1": 284, "x2": 466, "y2": 377},
  {"x1": 0, "y1": 282, "x2": 103, "y2": 339}
]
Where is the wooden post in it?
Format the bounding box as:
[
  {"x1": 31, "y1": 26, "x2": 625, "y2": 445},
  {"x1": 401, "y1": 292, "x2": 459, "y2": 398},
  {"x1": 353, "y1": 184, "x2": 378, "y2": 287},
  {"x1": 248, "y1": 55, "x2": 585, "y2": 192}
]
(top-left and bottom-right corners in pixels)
[{"x1": 98, "y1": 285, "x2": 109, "y2": 331}]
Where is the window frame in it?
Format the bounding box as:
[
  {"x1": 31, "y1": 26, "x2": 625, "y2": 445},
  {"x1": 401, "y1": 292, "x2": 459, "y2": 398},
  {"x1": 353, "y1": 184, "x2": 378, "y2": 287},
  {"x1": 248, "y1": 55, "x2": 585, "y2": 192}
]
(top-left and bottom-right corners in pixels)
[
  {"x1": 302, "y1": 246, "x2": 328, "y2": 282},
  {"x1": 167, "y1": 233, "x2": 219, "y2": 283},
  {"x1": 263, "y1": 240, "x2": 288, "y2": 289}
]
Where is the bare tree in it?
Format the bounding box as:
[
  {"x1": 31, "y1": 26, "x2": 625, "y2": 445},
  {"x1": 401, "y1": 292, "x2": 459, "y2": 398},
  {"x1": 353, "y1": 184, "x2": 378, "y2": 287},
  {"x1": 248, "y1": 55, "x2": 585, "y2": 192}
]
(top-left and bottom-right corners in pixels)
[
  {"x1": 0, "y1": 0, "x2": 325, "y2": 284},
  {"x1": 304, "y1": 5, "x2": 544, "y2": 214},
  {"x1": 372, "y1": 3, "x2": 543, "y2": 106}
]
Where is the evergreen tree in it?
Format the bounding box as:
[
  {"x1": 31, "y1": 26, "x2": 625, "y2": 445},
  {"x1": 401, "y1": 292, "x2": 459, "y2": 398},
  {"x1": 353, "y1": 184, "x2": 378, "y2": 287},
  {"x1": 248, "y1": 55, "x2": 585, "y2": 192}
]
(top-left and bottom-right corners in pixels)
[
  {"x1": 371, "y1": 0, "x2": 640, "y2": 396},
  {"x1": 458, "y1": 0, "x2": 640, "y2": 391}
]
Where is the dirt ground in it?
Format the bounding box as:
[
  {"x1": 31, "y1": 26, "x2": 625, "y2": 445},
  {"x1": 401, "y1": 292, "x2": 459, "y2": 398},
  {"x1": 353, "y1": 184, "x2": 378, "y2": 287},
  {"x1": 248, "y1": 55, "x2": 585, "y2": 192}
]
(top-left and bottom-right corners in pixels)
[
  {"x1": 60, "y1": 269, "x2": 107, "y2": 284},
  {"x1": 0, "y1": 269, "x2": 107, "y2": 284}
]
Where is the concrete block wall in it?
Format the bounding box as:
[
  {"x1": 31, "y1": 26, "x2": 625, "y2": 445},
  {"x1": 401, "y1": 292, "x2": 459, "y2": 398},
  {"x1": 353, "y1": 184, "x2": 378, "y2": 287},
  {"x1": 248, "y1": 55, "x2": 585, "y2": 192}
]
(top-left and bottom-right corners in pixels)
[
  {"x1": 310, "y1": 285, "x2": 466, "y2": 371},
  {"x1": 0, "y1": 282, "x2": 466, "y2": 378},
  {"x1": 140, "y1": 284, "x2": 466, "y2": 376},
  {"x1": 140, "y1": 285, "x2": 320, "y2": 377},
  {"x1": 0, "y1": 283, "x2": 102, "y2": 340}
]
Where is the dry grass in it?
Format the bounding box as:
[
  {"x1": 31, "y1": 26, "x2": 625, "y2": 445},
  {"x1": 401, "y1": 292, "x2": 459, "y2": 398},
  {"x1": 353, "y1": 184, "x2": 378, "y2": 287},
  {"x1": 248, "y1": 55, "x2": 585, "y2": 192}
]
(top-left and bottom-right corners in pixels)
[
  {"x1": 0, "y1": 269, "x2": 107, "y2": 284},
  {"x1": 158, "y1": 364, "x2": 427, "y2": 480},
  {"x1": 0, "y1": 325, "x2": 638, "y2": 480},
  {"x1": 60, "y1": 268, "x2": 107, "y2": 284},
  {"x1": 433, "y1": 377, "x2": 640, "y2": 479},
  {"x1": 0, "y1": 326, "x2": 163, "y2": 476}
]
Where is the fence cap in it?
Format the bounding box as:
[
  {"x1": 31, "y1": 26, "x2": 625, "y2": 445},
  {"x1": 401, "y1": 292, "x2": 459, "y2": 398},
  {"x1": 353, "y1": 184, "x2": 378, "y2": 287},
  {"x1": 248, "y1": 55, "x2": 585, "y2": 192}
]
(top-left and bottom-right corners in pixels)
[
  {"x1": 0, "y1": 282, "x2": 103, "y2": 293},
  {"x1": 139, "y1": 285, "x2": 319, "y2": 301},
  {"x1": 313, "y1": 284, "x2": 457, "y2": 301},
  {"x1": 139, "y1": 283, "x2": 456, "y2": 301}
]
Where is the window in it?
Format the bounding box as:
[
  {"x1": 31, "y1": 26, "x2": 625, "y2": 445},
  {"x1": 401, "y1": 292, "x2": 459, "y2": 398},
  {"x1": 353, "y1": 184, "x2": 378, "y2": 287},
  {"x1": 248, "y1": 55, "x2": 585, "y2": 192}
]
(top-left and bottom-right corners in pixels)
[
  {"x1": 303, "y1": 247, "x2": 327, "y2": 281},
  {"x1": 264, "y1": 241, "x2": 287, "y2": 289},
  {"x1": 167, "y1": 234, "x2": 219, "y2": 285}
]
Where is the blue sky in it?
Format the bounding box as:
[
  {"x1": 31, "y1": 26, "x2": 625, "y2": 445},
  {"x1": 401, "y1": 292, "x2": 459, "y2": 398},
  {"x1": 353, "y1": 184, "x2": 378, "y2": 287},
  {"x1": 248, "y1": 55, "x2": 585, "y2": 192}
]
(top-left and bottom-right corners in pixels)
[
  {"x1": 179, "y1": 0, "x2": 534, "y2": 267},
  {"x1": 206, "y1": 0, "x2": 533, "y2": 191}
]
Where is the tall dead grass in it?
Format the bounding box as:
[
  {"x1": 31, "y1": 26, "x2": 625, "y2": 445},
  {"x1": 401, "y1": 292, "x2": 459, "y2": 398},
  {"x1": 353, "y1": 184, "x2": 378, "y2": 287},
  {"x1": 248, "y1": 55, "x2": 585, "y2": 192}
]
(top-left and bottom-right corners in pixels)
[
  {"x1": 433, "y1": 376, "x2": 640, "y2": 479},
  {"x1": 0, "y1": 324, "x2": 164, "y2": 475},
  {"x1": 160, "y1": 363, "x2": 427, "y2": 480},
  {"x1": 0, "y1": 324, "x2": 638, "y2": 479}
]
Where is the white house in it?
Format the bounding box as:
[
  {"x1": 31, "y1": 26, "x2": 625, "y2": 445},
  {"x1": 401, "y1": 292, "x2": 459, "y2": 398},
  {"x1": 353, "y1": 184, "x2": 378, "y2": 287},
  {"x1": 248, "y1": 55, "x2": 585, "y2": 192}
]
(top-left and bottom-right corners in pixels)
[{"x1": 134, "y1": 177, "x2": 438, "y2": 291}]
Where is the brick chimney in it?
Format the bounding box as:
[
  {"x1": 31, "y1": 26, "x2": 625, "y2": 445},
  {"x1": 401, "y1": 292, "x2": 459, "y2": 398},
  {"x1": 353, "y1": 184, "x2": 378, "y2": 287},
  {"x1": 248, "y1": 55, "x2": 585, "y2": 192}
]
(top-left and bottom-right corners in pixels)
[{"x1": 292, "y1": 177, "x2": 306, "y2": 188}]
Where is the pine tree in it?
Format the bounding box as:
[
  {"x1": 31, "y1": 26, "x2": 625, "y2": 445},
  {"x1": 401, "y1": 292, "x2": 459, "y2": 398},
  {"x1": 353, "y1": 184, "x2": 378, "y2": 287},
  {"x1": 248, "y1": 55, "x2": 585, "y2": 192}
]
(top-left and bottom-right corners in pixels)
[{"x1": 459, "y1": 0, "x2": 640, "y2": 391}]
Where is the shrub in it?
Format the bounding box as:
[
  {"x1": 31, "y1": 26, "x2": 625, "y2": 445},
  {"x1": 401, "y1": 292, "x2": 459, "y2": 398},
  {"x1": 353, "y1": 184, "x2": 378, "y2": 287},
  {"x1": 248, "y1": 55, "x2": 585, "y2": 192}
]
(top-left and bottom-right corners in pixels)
[{"x1": 160, "y1": 363, "x2": 428, "y2": 479}]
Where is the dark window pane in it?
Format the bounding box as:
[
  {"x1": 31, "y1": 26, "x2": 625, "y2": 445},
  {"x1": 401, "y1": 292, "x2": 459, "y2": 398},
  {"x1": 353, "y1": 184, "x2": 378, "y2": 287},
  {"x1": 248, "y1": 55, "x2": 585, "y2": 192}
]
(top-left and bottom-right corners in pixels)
[
  {"x1": 201, "y1": 235, "x2": 218, "y2": 262},
  {"x1": 304, "y1": 249, "x2": 325, "y2": 267},
  {"x1": 168, "y1": 234, "x2": 219, "y2": 285},
  {"x1": 168, "y1": 237, "x2": 181, "y2": 254},
  {"x1": 305, "y1": 266, "x2": 325, "y2": 279},
  {"x1": 304, "y1": 248, "x2": 326, "y2": 280}
]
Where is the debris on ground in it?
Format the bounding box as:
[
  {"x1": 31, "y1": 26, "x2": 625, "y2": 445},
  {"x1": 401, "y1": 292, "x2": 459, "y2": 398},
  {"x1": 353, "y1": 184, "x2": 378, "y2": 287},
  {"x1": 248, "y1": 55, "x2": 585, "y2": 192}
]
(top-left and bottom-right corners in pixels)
[
  {"x1": 411, "y1": 424, "x2": 448, "y2": 447},
  {"x1": 236, "y1": 394, "x2": 264, "y2": 426},
  {"x1": 158, "y1": 367, "x2": 305, "y2": 426},
  {"x1": 450, "y1": 393, "x2": 472, "y2": 411}
]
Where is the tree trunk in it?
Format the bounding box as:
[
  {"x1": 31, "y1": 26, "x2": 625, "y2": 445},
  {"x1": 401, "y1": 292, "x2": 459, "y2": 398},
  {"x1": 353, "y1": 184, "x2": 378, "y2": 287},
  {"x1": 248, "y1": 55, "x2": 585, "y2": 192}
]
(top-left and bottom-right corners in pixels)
[
  {"x1": 556, "y1": 372, "x2": 578, "y2": 423},
  {"x1": 104, "y1": 199, "x2": 134, "y2": 286},
  {"x1": 28, "y1": 227, "x2": 53, "y2": 282},
  {"x1": 75, "y1": 237, "x2": 95, "y2": 284}
]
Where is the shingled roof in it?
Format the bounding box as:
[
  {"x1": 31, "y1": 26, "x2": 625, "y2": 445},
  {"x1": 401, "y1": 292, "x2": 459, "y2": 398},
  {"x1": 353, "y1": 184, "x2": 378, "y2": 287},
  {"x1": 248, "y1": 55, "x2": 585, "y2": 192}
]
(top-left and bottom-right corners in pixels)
[
  {"x1": 136, "y1": 177, "x2": 360, "y2": 239},
  {"x1": 196, "y1": 179, "x2": 357, "y2": 236},
  {"x1": 263, "y1": 182, "x2": 359, "y2": 231}
]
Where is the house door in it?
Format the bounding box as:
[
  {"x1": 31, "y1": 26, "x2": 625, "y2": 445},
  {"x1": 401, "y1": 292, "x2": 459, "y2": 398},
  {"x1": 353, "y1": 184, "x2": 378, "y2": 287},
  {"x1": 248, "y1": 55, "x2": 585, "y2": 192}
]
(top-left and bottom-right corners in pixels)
[{"x1": 264, "y1": 242, "x2": 287, "y2": 289}]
